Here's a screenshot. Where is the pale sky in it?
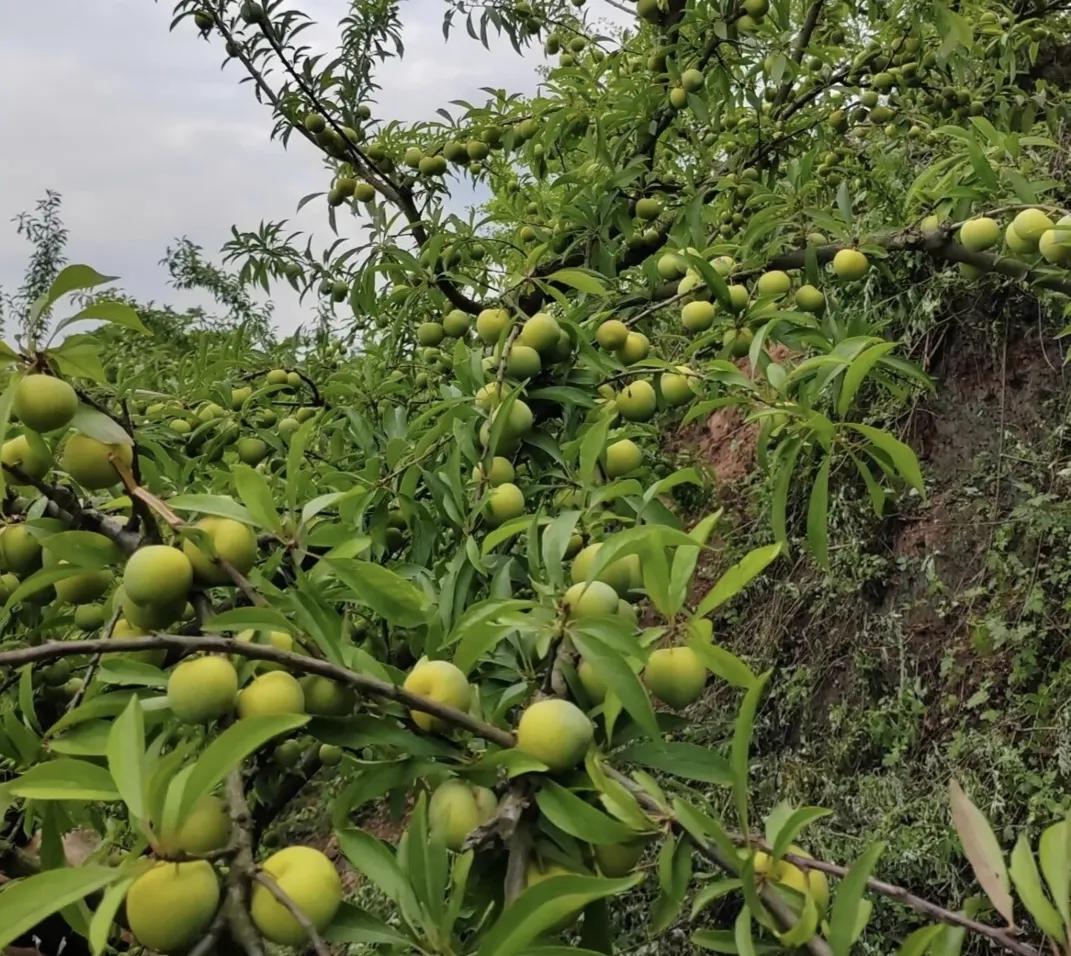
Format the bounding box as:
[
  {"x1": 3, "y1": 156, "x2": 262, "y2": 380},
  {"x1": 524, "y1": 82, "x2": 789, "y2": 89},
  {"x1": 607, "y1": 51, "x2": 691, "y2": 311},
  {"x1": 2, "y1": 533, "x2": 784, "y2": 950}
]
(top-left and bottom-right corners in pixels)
[{"x1": 0, "y1": 0, "x2": 626, "y2": 336}]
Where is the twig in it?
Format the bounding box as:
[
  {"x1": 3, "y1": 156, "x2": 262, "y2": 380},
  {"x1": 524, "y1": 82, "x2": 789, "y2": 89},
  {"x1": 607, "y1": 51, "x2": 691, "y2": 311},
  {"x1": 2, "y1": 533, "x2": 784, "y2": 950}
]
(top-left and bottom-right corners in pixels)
[
  {"x1": 66, "y1": 603, "x2": 122, "y2": 712},
  {"x1": 0, "y1": 634, "x2": 516, "y2": 748},
  {"x1": 767, "y1": 844, "x2": 1041, "y2": 956},
  {"x1": 110, "y1": 457, "x2": 268, "y2": 606},
  {"x1": 503, "y1": 823, "x2": 532, "y2": 907},
  {"x1": 223, "y1": 770, "x2": 267, "y2": 956},
  {"x1": 253, "y1": 871, "x2": 330, "y2": 956},
  {"x1": 1, "y1": 464, "x2": 141, "y2": 555}
]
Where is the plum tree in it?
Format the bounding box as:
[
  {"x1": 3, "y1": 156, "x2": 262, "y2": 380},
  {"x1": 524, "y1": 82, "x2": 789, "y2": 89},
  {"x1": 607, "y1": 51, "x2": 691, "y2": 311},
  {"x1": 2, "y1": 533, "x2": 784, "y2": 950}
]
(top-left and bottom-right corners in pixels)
[{"x1": 1, "y1": 1, "x2": 1070, "y2": 954}]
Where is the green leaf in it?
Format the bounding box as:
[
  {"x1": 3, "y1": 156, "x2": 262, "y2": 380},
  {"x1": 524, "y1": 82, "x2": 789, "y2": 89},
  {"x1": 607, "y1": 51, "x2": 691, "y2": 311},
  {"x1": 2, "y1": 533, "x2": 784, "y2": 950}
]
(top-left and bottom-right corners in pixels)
[
  {"x1": 50, "y1": 336, "x2": 107, "y2": 383},
  {"x1": 571, "y1": 630, "x2": 659, "y2": 739},
  {"x1": 651, "y1": 835, "x2": 693, "y2": 933},
  {"x1": 4, "y1": 758, "x2": 119, "y2": 801},
  {"x1": 325, "y1": 902, "x2": 415, "y2": 947},
  {"x1": 477, "y1": 873, "x2": 642, "y2": 956},
  {"x1": 730, "y1": 672, "x2": 771, "y2": 836},
  {"x1": 168, "y1": 494, "x2": 255, "y2": 524},
  {"x1": 177, "y1": 713, "x2": 307, "y2": 820},
  {"x1": 896, "y1": 924, "x2": 944, "y2": 956},
  {"x1": 695, "y1": 543, "x2": 782, "y2": 618},
  {"x1": 535, "y1": 781, "x2": 640, "y2": 844},
  {"x1": 1039, "y1": 818, "x2": 1071, "y2": 931},
  {"x1": 1009, "y1": 832, "x2": 1064, "y2": 942},
  {"x1": 107, "y1": 697, "x2": 146, "y2": 822},
  {"x1": 88, "y1": 875, "x2": 135, "y2": 956},
  {"x1": 326, "y1": 558, "x2": 430, "y2": 627},
  {"x1": 41, "y1": 530, "x2": 122, "y2": 567},
  {"x1": 70, "y1": 405, "x2": 133, "y2": 446},
  {"x1": 686, "y1": 619, "x2": 756, "y2": 689},
  {"x1": 806, "y1": 453, "x2": 830, "y2": 568},
  {"x1": 617, "y1": 740, "x2": 732, "y2": 784},
  {"x1": 948, "y1": 780, "x2": 1012, "y2": 925},
  {"x1": 31, "y1": 265, "x2": 117, "y2": 325},
  {"x1": 0, "y1": 865, "x2": 124, "y2": 950},
  {"x1": 734, "y1": 904, "x2": 758, "y2": 956},
  {"x1": 770, "y1": 807, "x2": 833, "y2": 860},
  {"x1": 54, "y1": 300, "x2": 148, "y2": 338},
  {"x1": 837, "y1": 341, "x2": 899, "y2": 417},
  {"x1": 545, "y1": 268, "x2": 608, "y2": 296},
  {"x1": 336, "y1": 828, "x2": 425, "y2": 931},
  {"x1": 231, "y1": 463, "x2": 284, "y2": 533},
  {"x1": 850, "y1": 424, "x2": 924, "y2": 496},
  {"x1": 829, "y1": 842, "x2": 884, "y2": 956}
]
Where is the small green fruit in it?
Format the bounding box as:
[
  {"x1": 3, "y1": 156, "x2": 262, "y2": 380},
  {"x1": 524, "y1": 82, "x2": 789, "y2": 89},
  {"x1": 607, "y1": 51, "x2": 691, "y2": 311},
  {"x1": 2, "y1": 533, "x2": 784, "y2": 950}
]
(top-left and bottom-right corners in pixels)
[
  {"x1": 13, "y1": 375, "x2": 78, "y2": 433},
  {"x1": 616, "y1": 381, "x2": 657, "y2": 421}
]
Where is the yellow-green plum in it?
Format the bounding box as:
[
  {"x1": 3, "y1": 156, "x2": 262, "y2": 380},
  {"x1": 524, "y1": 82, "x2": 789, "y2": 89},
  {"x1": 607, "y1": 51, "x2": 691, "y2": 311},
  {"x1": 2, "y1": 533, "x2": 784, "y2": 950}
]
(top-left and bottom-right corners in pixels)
[
  {"x1": 300, "y1": 675, "x2": 355, "y2": 716},
  {"x1": 958, "y1": 216, "x2": 1000, "y2": 251},
  {"x1": 616, "y1": 380, "x2": 657, "y2": 421},
  {"x1": 403, "y1": 658, "x2": 471, "y2": 732},
  {"x1": 167, "y1": 656, "x2": 238, "y2": 723},
  {"x1": 487, "y1": 482, "x2": 525, "y2": 525},
  {"x1": 60, "y1": 434, "x2": 133, "y2": 489},
  {"x1": 182, "y1": 517, "x2": 257, "y2": 584},
  {"x1": 616, "y1": 331, "x2": 650, "y2": 365},
  {"x1": 472, "y1": 456, "x2": 515, "y2": 486},
  {"x1": 594, "y1": 840, "x2": 646, "y2": 876},
  {"x1": 518, "y1": 312, "x2": 562, "y2": 353},
  {"x1": 237, "y1": 437, "x2": 268, "y2": 465},
  {"x1": 13, "y1": 375, "x2": 78, "y2": 433},
  {"x1": 516, "y1": 698, "x2": 594, "y2": 772},
  {"x1": 250, "y1": 846, "x2": 342, "y2": 946},
  {"x1": 1, "y1": 435, "x2": 51, "y2": 482},
  {"x1": 1011, "y1": 207, "x2": 1054, "y2": 247},
  {"x1": 126, "y1": 861, "x2": 220, "y2": 954},
  {"x1": 831, "y1": 248, "x2": 869, "y2": 280},
  {"x1": 755, "y1": 270, "x2": 791, "y2": 297},
  {"x1": 0, "y1": 525, "x2": 42, "y2": 576},
  {"x1": 604, "y1": 438, "x2": 643, "y2": 477},
  {"x1": 476, "y1": 307, "x2": 511, "y2": 344},
  {"x1": 563, "y1": 580, "x2": 619, "y2": 618},
  {"x1": 596, "y1": 319, "x2": 629, "y2": 350},
  {"x1": 643, "y1": 647, "x2": 707, "y2": 709},
  {"x1": 429, "y1": 780, "x2": 497, "y2": 850},
  {"x1": 157, "y1": 795, "x2": 232, "y2": 857},
  {"x1": 570, "y1": 543, "x2": 640, "y2": 596},
  {"x1": 794, "y1": 284, "x2": 825, "y2": 313},
  {"x1": 681, "y1": 300, "x2": 715, "y2": 333},
  {"x1": 237, "y1": 671, "x2": 305, "y2": 718},
  {"x1": 124, "y1": 545, "x2": 193, "y2": 606},
  {"x1": 660, "y1": 367, "x2": 698, "y2": 406}
]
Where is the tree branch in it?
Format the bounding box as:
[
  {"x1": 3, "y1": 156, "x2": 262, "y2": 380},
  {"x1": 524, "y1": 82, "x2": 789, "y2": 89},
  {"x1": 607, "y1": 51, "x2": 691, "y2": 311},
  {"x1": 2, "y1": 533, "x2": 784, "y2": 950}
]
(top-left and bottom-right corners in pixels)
[{"x1": 0, "y1": 635, "x2": 516, "y2": 748}]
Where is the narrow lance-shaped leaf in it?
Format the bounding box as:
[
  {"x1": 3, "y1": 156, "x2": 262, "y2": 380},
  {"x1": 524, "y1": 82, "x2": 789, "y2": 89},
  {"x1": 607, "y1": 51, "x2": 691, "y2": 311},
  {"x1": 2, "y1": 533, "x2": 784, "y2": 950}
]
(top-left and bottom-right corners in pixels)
[{"x1": 829, "y1": 842, "x2": 884, "y2": 956}]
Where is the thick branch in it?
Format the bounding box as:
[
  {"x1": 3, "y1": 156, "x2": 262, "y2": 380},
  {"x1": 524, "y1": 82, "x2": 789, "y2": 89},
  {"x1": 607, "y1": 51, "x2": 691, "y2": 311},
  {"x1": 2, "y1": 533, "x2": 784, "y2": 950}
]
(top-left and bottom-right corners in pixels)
[
  {"x1": 0, "y1": 635, "x2": 516, "y2": 748},
  {"x1": 223, "y1": 770, "x2": 267, "y2": 956},
  {"x1": 2, "y1": 464, "x2": 141, "y2": 555}
]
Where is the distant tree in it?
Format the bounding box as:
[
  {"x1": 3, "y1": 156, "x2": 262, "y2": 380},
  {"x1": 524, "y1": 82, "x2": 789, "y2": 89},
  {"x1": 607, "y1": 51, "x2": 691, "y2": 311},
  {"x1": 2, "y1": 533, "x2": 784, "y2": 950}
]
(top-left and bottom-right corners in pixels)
[{"x1": 0, "y1": 191, "x2": 68, "y2": 344}]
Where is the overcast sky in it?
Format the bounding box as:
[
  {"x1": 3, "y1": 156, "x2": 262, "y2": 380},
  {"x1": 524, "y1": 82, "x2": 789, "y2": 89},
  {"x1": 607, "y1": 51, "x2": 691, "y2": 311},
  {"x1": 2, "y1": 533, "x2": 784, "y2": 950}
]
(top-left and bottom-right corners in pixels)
[{"x1": 0, "y1": 1, "x2": 626, "y2": 336}]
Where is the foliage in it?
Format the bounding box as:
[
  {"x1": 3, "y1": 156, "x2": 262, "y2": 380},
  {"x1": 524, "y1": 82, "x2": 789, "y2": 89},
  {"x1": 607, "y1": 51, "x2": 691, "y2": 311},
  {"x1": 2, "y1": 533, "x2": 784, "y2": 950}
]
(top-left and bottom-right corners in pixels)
[{"x1": 0, "y1": 0, "x2": 1070, "y2": 954}]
